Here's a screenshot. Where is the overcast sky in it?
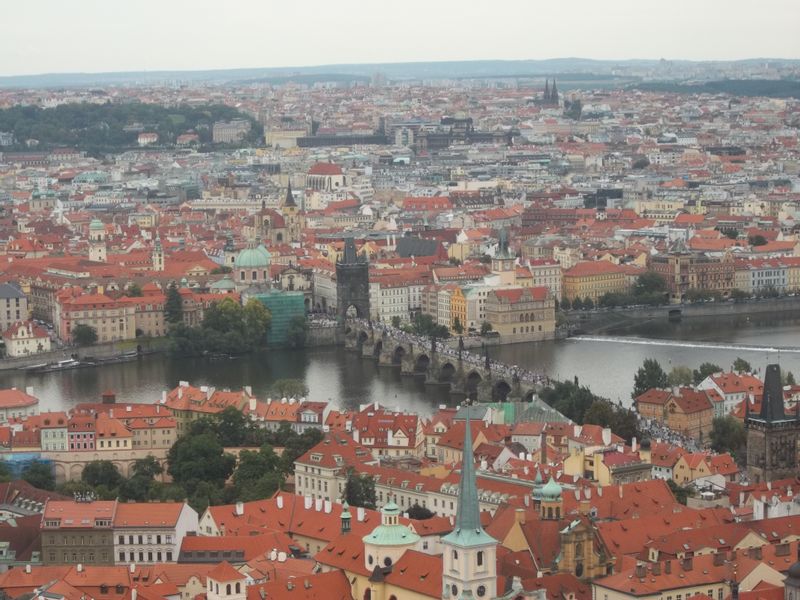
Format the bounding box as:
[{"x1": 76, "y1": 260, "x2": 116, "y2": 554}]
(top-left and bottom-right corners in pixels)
[{"x1": 2, "y1": 0, "x2": 799, "y2": 76}]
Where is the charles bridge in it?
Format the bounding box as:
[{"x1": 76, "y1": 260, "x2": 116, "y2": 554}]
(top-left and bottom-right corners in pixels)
[{"x1": 344, "y1": 320, "x2": 549, "y2": 404}]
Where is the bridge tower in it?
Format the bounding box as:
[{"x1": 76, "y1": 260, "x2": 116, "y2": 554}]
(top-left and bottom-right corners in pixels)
[{"x1": 336, "y1": 238, "x2": 370, "y2": 323}]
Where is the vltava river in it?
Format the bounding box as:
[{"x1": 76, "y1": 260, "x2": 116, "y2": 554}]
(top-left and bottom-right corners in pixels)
[{"x1": 2, "y1": 313, "x2": 799, "y2": 414}]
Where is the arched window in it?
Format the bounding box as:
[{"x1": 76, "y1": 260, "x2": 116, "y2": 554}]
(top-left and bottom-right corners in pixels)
[
  {"x1": 235, "y1": 583, "x2": 241, "y2": 594},
  {"x1": 477, "y1": 550, "x2": 484, "y2": 566},
  {"x1": 226, "y1": 584, "x2": 231, "y2": 595},
  {"x1": 453, "y1": 549, "x2": 459, "y2": 560},
  {"x1": 251, "y1": 270, "x2": 257, "y2": 281}
]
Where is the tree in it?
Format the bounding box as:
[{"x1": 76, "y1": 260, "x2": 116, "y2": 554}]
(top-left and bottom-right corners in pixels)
[
  {"x1": 571, "y1": 297, "x2": 583, "y2": 310},
  {"x1": 453, "y1": 317, "x2": 464, "y2": 335},
  {"x1": 667, "y1": 479, "x2": 690, "y2": 505},
  {"x1": 344, "y1": 468, "x2": 376, "y2": 510},
  {"x1": 731, "y1": 288, "x2": 750, "y2": 301},
  {"x1": 407, "y1": 504, "x2": 435, "y2": 520},
  {"x1": 131, "y1": 456, "x2": 163, "y2": 480},
  {"x1": 285, "y1": 315, "x2": 309, "y2": 349},
  {"x1": 709, "y1": 416, "x2": 747, "y2": 462},
  {"x1": 82, "y1": 460, "x2": 123, "y2": 489},
  {"x1": 610, "y1": 409, "x2": 641, "y2": 444},
  {"x1": 211, "y1": 266, "x2": 232, "y2": 274},
  {"x1": 786, "y1": 371, "x2": 797, "y2": 386},
  {"x1": 633, "y1": 271, "x2": 667, "y2": 297},
  {"x1": 720, "y1": 228, "x2": 739, "y2": 240},
  {"x1": 583, "y1": 297, "x2": 595, "y2": 310},
  {"x1": 0, "y1": 462, "x2": 11, "y2": 483},
  {"x1": 391, "y1": 316, "x2": 401, "y2": 328},
  {"x1": 583, "y1": 400, "x2": 615, "y2": 427},
  {"x1": 126, "y1": 283, "x2": 143, "y2": 297},
  {"x1": 72, "y1": 324, "x2": 98, "y2": 347},
  {"x1": 215, "y1": 406, "x2": 251, "y2": 447},
  {"x1": 232, "y1": 445, "x2": 284, "y2": 501},
  {"x1": 632, "y1": 358, "x2": 668, "y2": 398},
  {"x1": 270, "y1": 379, "x2": 309, "y2": 398},
  {"x1": 749, "y1": 234, "x2": 768, "y2": 247},
  {"x1": 560, "y1": 297, "x2": 571, "y2": 311},
  {"x1": 22, "y1": 461, "x2": 55, "y2": 491},
  {"x1": 167, "y1": 432, "x2": 236, "y2": 497},
  {"x1": 243, "y1": 298, "x2": 272, "y2": 348},
  {"x1": 693, "y1": 362, "x2": 722, "y2": 385},
  {"x1": 733, "y1": 357, "x2": 752, "y2": 373},
  {"x1": 668, "y1": 366, "x2": 694, "y2": 387},
  {"x1": 165, "y1": 282, "x2": 183, "y2": 325},
  {"x1": 480, "y1": 321, "x2": 493, "y2": 336}
]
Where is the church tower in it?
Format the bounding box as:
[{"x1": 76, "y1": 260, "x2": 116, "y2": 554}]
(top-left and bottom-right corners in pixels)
[
  {"x1": 88, "y1": 218, "x2": 107, "y2": 263},
  {"x1": 281, "y1": 181, "x2": 304, "y2": 244},
  {"x1": 152, "y1": 233, "x2": 165, "y2": 272},
  {"x1": 550, "y1": 80, "x2": 559, "y2": 105},
  {"x1": 441, "y1": 406, "x2": 498, "y2": 599},
  {"x1": 746, "y1": 364, "x2": 800, "y2": 482}
]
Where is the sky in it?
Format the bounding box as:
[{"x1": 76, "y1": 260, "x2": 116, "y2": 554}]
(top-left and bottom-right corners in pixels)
[{"x1": 2, "y1": 0, "x2": 799, "y2": 76}]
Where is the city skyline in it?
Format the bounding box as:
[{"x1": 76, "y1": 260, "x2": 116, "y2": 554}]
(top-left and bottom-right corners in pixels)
[{"x1": 3, "y1": 0, "x2": 799, "y2": 77}]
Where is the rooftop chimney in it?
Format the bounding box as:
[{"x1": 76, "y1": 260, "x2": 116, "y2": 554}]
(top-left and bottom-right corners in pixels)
[
  {"x1": 235, "y1": 502, "x2": 244, "y2": 516},
  {"x1": 276, "y1": 495, "x2": 284, "y2": 509},
  {"x1": 77, "y1": 564, "x2": 83, "y2": 573}
]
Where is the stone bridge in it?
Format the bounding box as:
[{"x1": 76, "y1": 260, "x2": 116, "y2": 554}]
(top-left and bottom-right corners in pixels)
[{"x1": 344, "y1": 323, "x2": 543, "y2": 403}]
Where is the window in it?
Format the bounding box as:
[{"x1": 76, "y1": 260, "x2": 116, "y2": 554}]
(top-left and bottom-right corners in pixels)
[
  {"x1": 477, "y1": 586, "x2": 487, "y2": 598},
  {"x1": 477, "y1": 551, "x2": 484, "y2": 567}
]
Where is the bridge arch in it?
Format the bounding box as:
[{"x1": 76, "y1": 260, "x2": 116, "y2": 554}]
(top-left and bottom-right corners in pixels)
[
  {"x1": 439, "y1": 362, "x2": 456, "y2": 383},
  {"x1": 466, "y1": 371, "x2": 482, "y2": 398},
  {"x1": 373, "y1": 339, "x2": 383, "y2": 359},
  {"x1": 522, "y1": 389, "x2": 536, "y2": 402},
  {"x1": 492, "y1": 380, "x2": 512, "y2": 402},
  {"x1": 414, "y1": 354, "x2": 431, "y2": 374},
  {"x1": 392, "y1": 345, "x2": 406, "y2": 365}
]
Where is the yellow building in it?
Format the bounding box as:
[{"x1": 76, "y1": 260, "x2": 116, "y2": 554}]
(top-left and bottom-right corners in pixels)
[
  {"x1": 563, "y1": 261, "x2": 629, "y2": 303},
  {"x1": 450, "y1": 287, "x2": 467, "y2": 333},
  {"x1": 484, "y1": 287, "x2": 555, "y2": 343}
]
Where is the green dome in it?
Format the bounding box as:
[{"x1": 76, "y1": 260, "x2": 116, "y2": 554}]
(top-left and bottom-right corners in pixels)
[
  {"x1": 532, "y1": 469, "x2": 544, "y2": 500},
  {"x1": 362, "y1": 502, "x2": 420, "y2": 547},
  {"x1": 541, "y1": 477, "x2": 562, "y2": 501},
  {"x1": 235, "y1": 246, "x2": 270, "y2": 268},
  {"x1": 89, "y1": 218, "x2": 104, "y2": 231},
  {"x1": 256, "y1": 244, "x2": 272, "y2": 260}
]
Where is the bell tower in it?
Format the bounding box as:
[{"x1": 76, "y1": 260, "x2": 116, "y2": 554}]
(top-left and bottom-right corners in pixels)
[
  {"x1": 88, "y1": 218, "x2": 107, "y2": 263},
  {"x1": 152, "y1": 233, "x2": 165, "y2": 272},
  {"x1": 441, "y1": 405, "x2": 498, "y2": 599}
]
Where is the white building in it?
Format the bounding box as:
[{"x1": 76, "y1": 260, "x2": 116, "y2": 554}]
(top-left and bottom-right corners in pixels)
[{"x1": 113, "y1": 502, "x2": 198, "y2": 565}]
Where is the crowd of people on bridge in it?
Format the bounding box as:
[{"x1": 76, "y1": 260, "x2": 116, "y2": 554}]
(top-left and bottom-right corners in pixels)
[{"x1": 347, "y1": 318, "x2": 551, "y2": 387}]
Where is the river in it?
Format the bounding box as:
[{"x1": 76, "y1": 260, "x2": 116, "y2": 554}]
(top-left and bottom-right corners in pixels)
[{"x1": 2, "y1": 313, "x2": 799, "y2": 415}]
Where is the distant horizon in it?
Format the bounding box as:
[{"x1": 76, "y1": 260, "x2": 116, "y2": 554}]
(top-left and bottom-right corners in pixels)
[
  {"x1": 3, "y1": 0, "x2": 798, "y2": 78},
  {"x1": 3, "y1": 55, "x2": 800, "y2": 81}
]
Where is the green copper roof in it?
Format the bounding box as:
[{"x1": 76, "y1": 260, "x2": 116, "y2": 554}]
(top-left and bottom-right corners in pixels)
[
  {"x1": 210, "y1": 276, "x2": 236, "y2": 290},
  {"x1": 362, "y1": 502, "x2": 420, "y2": 547},
  {"x1": 341, "y1": 501, "x2": 351, "y2": 520},
  {"x1": 89, "y1": 218, "x2": 104, "y2": 230},
  {"x1": 235, "y1": 245, "x2": 270, "y2": 268},
  {"x1": 541, "y1": 477, "x2": 562, "y2": 500},
  {"x1": 441, "y1": 410, "x2": 497, "y2": 549}
]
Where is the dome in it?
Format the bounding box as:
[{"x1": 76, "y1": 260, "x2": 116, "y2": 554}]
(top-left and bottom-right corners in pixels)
[
  {"x1": 89, "y1": 218, "x2": 104, "y2": 231},
  {"x1": 788, "y1": 561, "x2": 800, "y2": 581},
  {"x1": 541, "y1": 477, "x2": 562, "y2": 501},
  {"x1": 362, "y1": 501, "x2": 420, "y2": 547},
  {"x1": 235, "y1": 246, "x2": 270, "y2": 269},
  {"x1": 532, "y1": 469, "x2": 544, "y2": 500},
  {"x1": 255, "y1": 244, "x2": 272, "y2": 261}
]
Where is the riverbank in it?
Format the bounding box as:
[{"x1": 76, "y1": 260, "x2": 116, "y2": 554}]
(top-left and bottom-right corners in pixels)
[
  {"x1": 565, "y1": 296, "x2": 800, "y2": 334},
  {"x1": 0, "y1": 337, "x2": 170, "y2": 371}
]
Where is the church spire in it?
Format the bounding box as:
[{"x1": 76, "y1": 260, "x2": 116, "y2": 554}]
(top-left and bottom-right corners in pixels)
[
  {"x1": 550, "y1": 79, "x2": 558, "y2": 104},
  {"x1": 544, "y1": 79, "x2": 550, "y2": 102},
  {"x1": 284, "y1": 180, "x2": 296, "y2": 208},
  {"x1": 442, "y1": 406, "x2": 496, "y2": 546}
]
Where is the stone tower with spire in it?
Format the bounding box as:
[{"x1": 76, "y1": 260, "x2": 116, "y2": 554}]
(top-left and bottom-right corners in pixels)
[
  {"x1": 746, "y1": 363, "x2": 800, "y2": 482},
  {"x1": 152, "y1": 233, "x2": 165, "y2": 272},
  {"x1": 441, "y1": 406, "x2": 498, "y2": 599},
  {"x1": 281, "y1": 181, "x2": 304, "y2": 244}
]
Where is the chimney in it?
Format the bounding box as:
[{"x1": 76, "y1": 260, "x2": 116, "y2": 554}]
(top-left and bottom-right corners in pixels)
[
  {"x1": 270, "y1": 549, "x2": 277, "y2": 561},
  {"x1": 25, "y1": 386, "x2": 34, "y2": 397},
  {"x1": 131, "y1": 589, "x2": 137, "y2": 600},
  {"x1": 631, "y1": 437, "x2": 638, "y2": 453},
  {"x1": 324, "y1": 500, "x2": 332, "y2": 514},
  {"x1": 664, "y1": 560, "x2": 671, "y2": 574},
  {"x1": 276, "y1": 495, "x2": 284, "y2": 509},
  {"x1": 602, "y1": 428, "x2": 612, "y2": 446},
  {"x1": 682, "y1": 557, "x2": 693, "y2": 571},
  {"x1": 235, "y1": 501, "x2": 244, "y2": 516},
  {"x1": 619, "y1": 485, "x2": 623, "y2": 498},
  {"x1": 287, "y1": 581, "x2": 294, "y2": 591},
  {"x1": 249, "y1": 397, "x2": 257, "y2": 411},
  {"x1": 129, "y1": 563, "x2": 136, "y2": 574},
  {"x1": 77, "y1": 564, "x2": 83, "y2": 573},
  {"x1": 315, "y1": 498, "x2": 323, "y2": 512},
  {"x1": 635, "y1": 563, "x2": 646, "y2": 579},
  {"x1": 304, "y1": 580, "x2": 311, "y2": 590},
  {"x1": 573, "y1": 425, "x2": 581, "y2": 438},
  {"x1": 277, "y1": 552, "x2": 287, "y2": 563},
  {"x1": 244, "y1": 386, "x2": 252, "y2": 397},
  {"x1": 25, "y1": 564, "x2": 31, "y2": 574},
  {"x1": 161, "y1": 390, "x2": 167, "y2": 404},
  {"x1": 713, "y1": 552, "x2": 725, "y2": 566},
  {"x1": 357, "y1": 507, "x2": 365, "y2": 522},
  {"x1": 304, "y1": 496, "x2": 312, "y2": 510}
]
